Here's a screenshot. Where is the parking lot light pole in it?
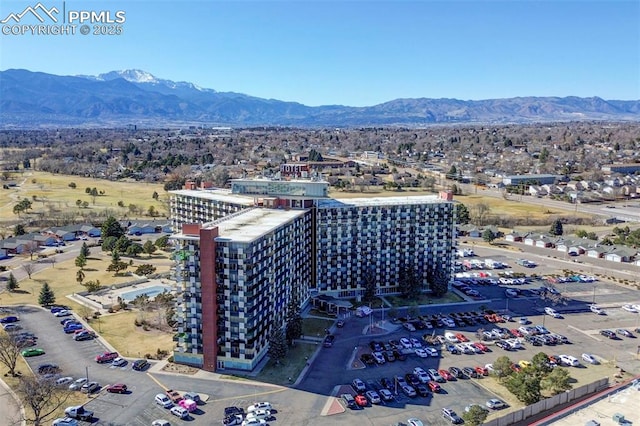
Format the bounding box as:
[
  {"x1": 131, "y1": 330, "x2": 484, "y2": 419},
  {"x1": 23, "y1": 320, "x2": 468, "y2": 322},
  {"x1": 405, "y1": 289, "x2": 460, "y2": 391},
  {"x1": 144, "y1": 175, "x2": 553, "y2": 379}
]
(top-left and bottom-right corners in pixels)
[{"x1": 85, "y1": 365, "x2": 89, "y2": 382}]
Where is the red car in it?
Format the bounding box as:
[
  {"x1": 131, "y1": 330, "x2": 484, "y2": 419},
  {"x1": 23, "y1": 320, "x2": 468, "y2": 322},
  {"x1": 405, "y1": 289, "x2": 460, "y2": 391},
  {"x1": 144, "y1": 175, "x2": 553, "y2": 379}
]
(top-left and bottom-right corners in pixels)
[
  {"x1": 438, "y1": 369, "x2": 454, "y2": 381},
  {"x1": 354, "y1": 394, "x2": 368, "y2": 406},
  {"x1": 95, "y1": 352, "x2": 119, "y2": 363},
  {"x1": 510, "y1": 329, "x2": 523, "y2": 337},
  {"x1": 106, "y1": 383, "x2": 127, "y2": 394},
  {"x1": 474, "y1": 366, "x2": 489, "y2": 376},
  {"x1": 427, "y1": 381, "x2": 441, "y2": 392},
  {"x1": 472, "y1": 342, "x2": 489, "y2": 352},
  {"x1": 455, "y1": 333, "x2": 469, "y2": 342}
]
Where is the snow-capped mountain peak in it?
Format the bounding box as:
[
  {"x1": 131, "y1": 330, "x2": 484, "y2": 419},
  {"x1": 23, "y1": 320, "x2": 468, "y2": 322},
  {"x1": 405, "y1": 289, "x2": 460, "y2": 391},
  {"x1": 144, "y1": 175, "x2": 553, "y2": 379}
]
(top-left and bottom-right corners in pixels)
[
  {"x1": 78, "y1": 69, "x2": 212, "y2": 94},
  {"x1": 96, "y1": 69, "x2": 159, "y2": 83}
]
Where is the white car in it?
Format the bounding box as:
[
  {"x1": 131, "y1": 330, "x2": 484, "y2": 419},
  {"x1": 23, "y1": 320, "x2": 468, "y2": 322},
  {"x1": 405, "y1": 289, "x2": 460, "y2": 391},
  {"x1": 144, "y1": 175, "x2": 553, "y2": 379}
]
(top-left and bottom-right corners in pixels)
[
  {"x1": 424, "y1": 347, "x2": 438, "y2": 357},
  {"x1": 486, "y1": 398, "x2": 508, "y2": 409},
  {"x1": 55, "y1": 376, "x2": 74, "y2": 386},
  {"x1": 169, "y1": 406, "x2": 189, "y2": 419},
  {"x1": 54, "y1": 310, "x2": 72, "y2": 317},
  {"x1": 589, "y1": 305, "x2": 605, "y2": 315},
  {"x1": 622, "y1": 304, "x2": 638, "y2": 313},
  {"x1": 581, "y1": 353, "x2": 598, "y2": 364},
  {"x1": 633, "y1": 304, "x2": 640, "y2": 312},
  {"x1": 414, "y1": 348, "x2": 428, "y2": 358},
  {"x1": 112, "y1": 357, "x2": 127, "y2": 367},
  {"x1": 154, "y1": 394, "x2": 173, "y2": 408},
  {"x1": 399, "y1": 338, "x2": 412, "y2": 349},
  {"x1": 151, "y1": 421, "x2": 171, "y2": 426},
  {"x1": 52, "y1": 418, "x2": 78, "y2": 426},
  {"x1": 365, "y1": 390, "x2": 381, "y2": 404},
  {"x1": 407, "y1": 418, "x2": 425, "y2": 426},
  {"x1": 247, "y1": 402, "x2": 272, "y2": 413},
  {"x1": 544, "y1": 307, "x2": 561, "y2": 318},
  {"x1": 372, "y1": 351, "x2": 386, "y2": 364},
  {"x1": 245, "y1": 409, "x2": 271, "y2": 421},
  {"x1": 242, "y1": 419, "x2": 266, "y2": 426},
  {"x1": 68, "y1": 378, "x2": 87, "y2": 391},
  {"x1": 409, "y1": 337, "x2": 422, "y2": 348}
]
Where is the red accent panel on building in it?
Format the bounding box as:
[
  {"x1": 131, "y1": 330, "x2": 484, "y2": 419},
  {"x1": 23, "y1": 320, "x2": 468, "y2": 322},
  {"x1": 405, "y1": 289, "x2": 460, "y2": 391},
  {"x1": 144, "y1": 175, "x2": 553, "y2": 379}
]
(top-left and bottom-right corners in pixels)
[
  {"x1": 184, "y1": 181, "x2": 197, "y2": 190},
  {"x1": 199, "y1": 227, "x2": 218, "y2": 372},
  {"x1": 439, "y1": 190, "x2": 454, "y2": 201},
  {"x1": 182, "y1": 224, "x2": 202, "y2": 236}
]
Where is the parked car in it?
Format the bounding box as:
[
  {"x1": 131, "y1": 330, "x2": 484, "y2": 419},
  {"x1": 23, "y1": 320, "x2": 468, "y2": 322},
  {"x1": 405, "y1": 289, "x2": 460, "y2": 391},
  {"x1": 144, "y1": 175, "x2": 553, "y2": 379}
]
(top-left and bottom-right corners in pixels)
[
  {"x1": 439, "y1": 369, "x2": 454, "y2": 381},
  {"x1": 486, "y1": 398, "x2": 508, "y2": 409},
  {"x1": 427, "y1": 381, "x2": 441, "y2": 392},
  {"x1": 616, "y1": 329, "x2": 634, "y2": 338},
  {"x1": 600, "y1": 329, "x2": 616, "y2": 339},
  {"x1": 51, "y1": 418, "x2": 78, "y2": 426},
  {"x1": 351, "y1": 378, "x2": 366, "y2": 393},
  {"x1": 354, "y1": 394, "x2": 368, "y2": 406},
  {"x1": 0, "y1": 316, "x2": 19, "y2": 323},
  {"x1": 622, "y1": 304, "x2": 638, "y2": 313},
  {"x1": 21, "y1": 348, "x2": 45, "y2": 357},
  {"x1": 224, "y1": 407, "x2": 245, "y2": 417},
  {"x1": 589, "y1": 305, "x2": 606, "y2": 315},
  {"x1": 106, "y1": 383, "x2": 128, "y2": 393},
  {"x1": 54, "y1": 310, "x2": 72, "y2": 317},
  {"x1": 170, "y1": 406, "x2": 189, "y2": 419},
  {"x1": 336, "y1": 319, "x2": 345, "y2": 328},
  {"x1": 133, "y1": 359, "x2": 149, "y2": 371},
  {"x1": 111, "y1": 357, "x2": 127, "y2": 367},
  {"x1": 80, "y1": 381, "x2": 100, "y2": 394},
  {"x1": 365, "y1": 390, "x2": 381, "y2": 404},
  {"x1": 151, "y1": 420, "x2": 171, "y2": 426},
  {"x1": 95, "y1": 351, "x2": 119, "y2": 363},
  {"x1": 69, "y1": 378, "x2": 87, "y2": 391},
  {"x1": 2, "y1": 323, "x2": 21, "y2": 331},
  {"x1": 442, "y1": 407, "x2": 463, "y2": 424},
  {"x1": 448, "y1": 367, "x2": 464, "y2": 379},
  {"x1": 341, "y1": 393, "x2": 356, "y2": 409},
  {"x1": 323, "y1": 334, "x2": 335, "y2": 347},
  {"x1": 155, "y1": 393, "x2": 173, "y2": 408},
  {"x1": 55, "y1": 377, "x2": 74, "y2": 387},
  {"x1": 582, "y1": 353, "x2": 599, "y2": 364},
  {"x1": 379, "y1": 388, "x2": 394, "y2": 401}
]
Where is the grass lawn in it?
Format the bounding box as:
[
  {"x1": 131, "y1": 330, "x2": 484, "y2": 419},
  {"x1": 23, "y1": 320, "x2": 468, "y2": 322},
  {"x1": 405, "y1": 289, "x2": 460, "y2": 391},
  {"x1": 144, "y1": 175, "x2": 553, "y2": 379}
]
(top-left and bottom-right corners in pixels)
[
  {"x1": 96, "y1": 310, "x2": 173, "y2": 359},
  {"x1": 455, "y1": 193, "x2": 593, "y2": 220},
  {"x1": 301, "y1": 317, "x2": 335, "y2": 338},
  {"x1": 0, "y1": 170, "x2": 167, "y2": 224},
  {"x1": 0, "y1": 252, "x2": 174, "y2": 358},
  {"x1": 250, "y1": 341, "x2": 319, "y2": 386}
]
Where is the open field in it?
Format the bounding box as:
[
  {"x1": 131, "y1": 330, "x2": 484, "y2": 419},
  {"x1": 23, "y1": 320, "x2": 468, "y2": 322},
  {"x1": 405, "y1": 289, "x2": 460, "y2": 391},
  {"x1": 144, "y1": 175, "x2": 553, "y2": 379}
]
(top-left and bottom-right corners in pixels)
[
  {"x1": 97, "y1": 310, "x2": 173, "y2": 359},
  {"x1": 457, "y1": 193, "x2": 593, "y2": 220},
  {"x1": 0, "y1": 170, "x2": 167, "y2": 223}
]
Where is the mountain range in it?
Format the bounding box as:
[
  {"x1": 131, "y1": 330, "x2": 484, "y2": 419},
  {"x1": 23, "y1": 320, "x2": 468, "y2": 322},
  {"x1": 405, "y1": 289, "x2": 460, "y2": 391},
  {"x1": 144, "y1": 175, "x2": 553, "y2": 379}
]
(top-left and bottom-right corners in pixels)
[{"x1": 1, "y1": 68, "x2": 639, "y2": 128}]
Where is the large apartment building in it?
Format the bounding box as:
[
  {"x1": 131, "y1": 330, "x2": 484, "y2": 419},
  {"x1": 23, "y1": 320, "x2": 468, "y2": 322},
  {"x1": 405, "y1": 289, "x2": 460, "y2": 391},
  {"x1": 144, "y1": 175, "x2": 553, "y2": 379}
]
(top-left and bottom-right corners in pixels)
[{"x1": 170, "y1": 178, "x2": 456, "y2": 371}]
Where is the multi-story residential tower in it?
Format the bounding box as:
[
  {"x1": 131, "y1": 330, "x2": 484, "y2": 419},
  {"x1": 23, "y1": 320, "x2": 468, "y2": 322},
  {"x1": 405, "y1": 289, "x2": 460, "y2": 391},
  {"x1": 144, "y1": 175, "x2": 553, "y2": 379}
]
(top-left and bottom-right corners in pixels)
[{"x1": 169, "y1": 178, "x2": 456, "y2": 372}]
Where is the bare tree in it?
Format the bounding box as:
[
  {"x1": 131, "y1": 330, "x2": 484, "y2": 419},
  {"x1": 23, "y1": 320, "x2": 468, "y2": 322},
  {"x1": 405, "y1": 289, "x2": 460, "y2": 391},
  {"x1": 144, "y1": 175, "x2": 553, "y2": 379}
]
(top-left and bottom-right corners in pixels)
[
  {"x1": 18, "y1": 375, "x2": 73, "y2": 426},
  {"x1": 0, "y1": 334, "x2": 21, "y2": 376},
  {"x1": 24, "y1": 241, "x2": 39, "y2": 261},
  {"x1": 22, "y1": 262, "x2": 36, "y2": 279}
]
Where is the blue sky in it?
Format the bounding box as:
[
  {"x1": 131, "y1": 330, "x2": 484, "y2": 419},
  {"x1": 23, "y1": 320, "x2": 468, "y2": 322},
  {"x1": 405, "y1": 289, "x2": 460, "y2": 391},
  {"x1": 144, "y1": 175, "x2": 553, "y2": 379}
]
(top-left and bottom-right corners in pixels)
[{"x1": 1, "y1": 0, "x2": 638, "y2": 106}]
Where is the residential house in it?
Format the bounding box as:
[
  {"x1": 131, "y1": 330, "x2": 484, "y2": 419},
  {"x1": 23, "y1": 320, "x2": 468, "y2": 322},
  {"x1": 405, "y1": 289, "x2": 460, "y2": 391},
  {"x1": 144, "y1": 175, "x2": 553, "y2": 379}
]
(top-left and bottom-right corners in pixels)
[
  {"x1": 587, "y1": 246, "x2": 609, "y2": 259},
  {"x1": 505, "y1": 231, "x2": 526, "y2": 242},
  {"x1": 604, "y1": 247, "x2": 637, "y2": 263}
]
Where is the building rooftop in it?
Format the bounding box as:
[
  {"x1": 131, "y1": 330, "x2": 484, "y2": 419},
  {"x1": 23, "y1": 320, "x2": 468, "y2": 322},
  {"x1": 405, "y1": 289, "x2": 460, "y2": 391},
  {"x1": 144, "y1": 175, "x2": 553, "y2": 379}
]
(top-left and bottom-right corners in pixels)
[
  {"x1": 214, "y1": 208, "x2": 308, "y2": 243},
  {"x1": 317, "y1": 194, "x2": 445, "y2": 208},
  {"x1": 171, "y1": 189, "x2": 255, "y2": 206}
]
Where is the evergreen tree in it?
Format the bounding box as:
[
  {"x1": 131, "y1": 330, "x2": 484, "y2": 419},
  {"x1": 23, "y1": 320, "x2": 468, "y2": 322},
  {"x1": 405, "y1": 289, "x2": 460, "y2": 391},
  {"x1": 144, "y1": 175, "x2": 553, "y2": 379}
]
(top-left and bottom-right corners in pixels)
[
  {"x1": 38, "y1": 282, "x2": 56, "y2": 306},
  {"x1": 550, "y1": 219, "x2": 564, "y2": 236},
  {"x1": 143, "y1": 240, "x2": 157, "y2": 257},
  {"x1": 482, "y1": 228, "x2": 496, "y2": 244},
  {"x1": 267, "y1": 327, "x2": 288, "y2": 365},
  {"x1": 80, "y1": 242, "x2": 91, "y2": 258},
  {"x1": 74, "y1": 253, "x2": 87, "y2": 270},
  {"x1": 101, "y1": 216, "x2": 125, "y2": 239},
  {"x1": 540, "y1": 366, "x2": 573, "y2": 395},
  {"x1": 455, "y1": 203, "x2": 471, "y2": 225},
  {"x1": 285, "y1": 300, "x2": 303, "y2": 344},
  {"x1": 7, "y1": 273, "x2": 19, "y2": 291},
  {"x1": 429, "y1": 267, "x2": 449, "y2": 297},
  {"x1": 462, "y1": 404, "x2": 489, "y2": 426},
  {"x1": 361, "y1": 266, "x2": 377, "y2": 303}
]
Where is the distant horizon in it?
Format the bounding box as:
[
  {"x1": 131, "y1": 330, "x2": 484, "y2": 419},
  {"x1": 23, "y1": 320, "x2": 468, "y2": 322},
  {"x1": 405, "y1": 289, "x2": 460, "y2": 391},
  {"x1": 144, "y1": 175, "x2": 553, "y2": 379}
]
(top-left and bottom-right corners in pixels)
[
  {"x1": 1, "y1": 1, "x2": 638, "y2": 106},
  {"x1": 3, "y1": 67, "x2": 639, "y2": 108}
]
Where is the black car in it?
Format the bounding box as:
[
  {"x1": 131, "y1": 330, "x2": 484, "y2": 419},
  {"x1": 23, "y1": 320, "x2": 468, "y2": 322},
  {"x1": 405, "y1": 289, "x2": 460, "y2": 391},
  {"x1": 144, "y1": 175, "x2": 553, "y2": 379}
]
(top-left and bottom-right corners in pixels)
[
  {"x1": 600, "y1": 329, "x2": 616, "y2": 339},
  {"x1": 336, "y1": 320, "x2": 345, "y2": 328},
  {"x1": 132, "y1": 359, "x2": 149, "y2": 371},
  {"x1": 37, "y1": 363, "x2": 60, "y2": 375},
  {"x1": 405, "y1": 373, "x2": 420, "y2": 387},
  {"x1": 463, "y1": 367, "x2": 479, "y2": 379},
  {"x1": 224, "y1": 406, "x2": 244, "y2": 417},
  {"x1": 415, "y1": 383, "x2": 430, "y2": 397},
  {"x1": 369, "y1": 341, "x2": 383, "y2": 352},
  {"x1": 448, "y1": 367, "x2": 464, "y2": 379},
  {"x1": 360, "y1": 353, "x2": 375, "y2": 365},
  {"x1": 392, "y1": 349, "x2": 407, "y2": 361},
  {"x1": 323, "y1": 335, "x2": 336, "y2": 347},
  {"x1": 495, "y1": 340, "x2": 511, "y2": 350},
  {"x1": 376, "y1": 377, "x2": 391, "y2": 390}
]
